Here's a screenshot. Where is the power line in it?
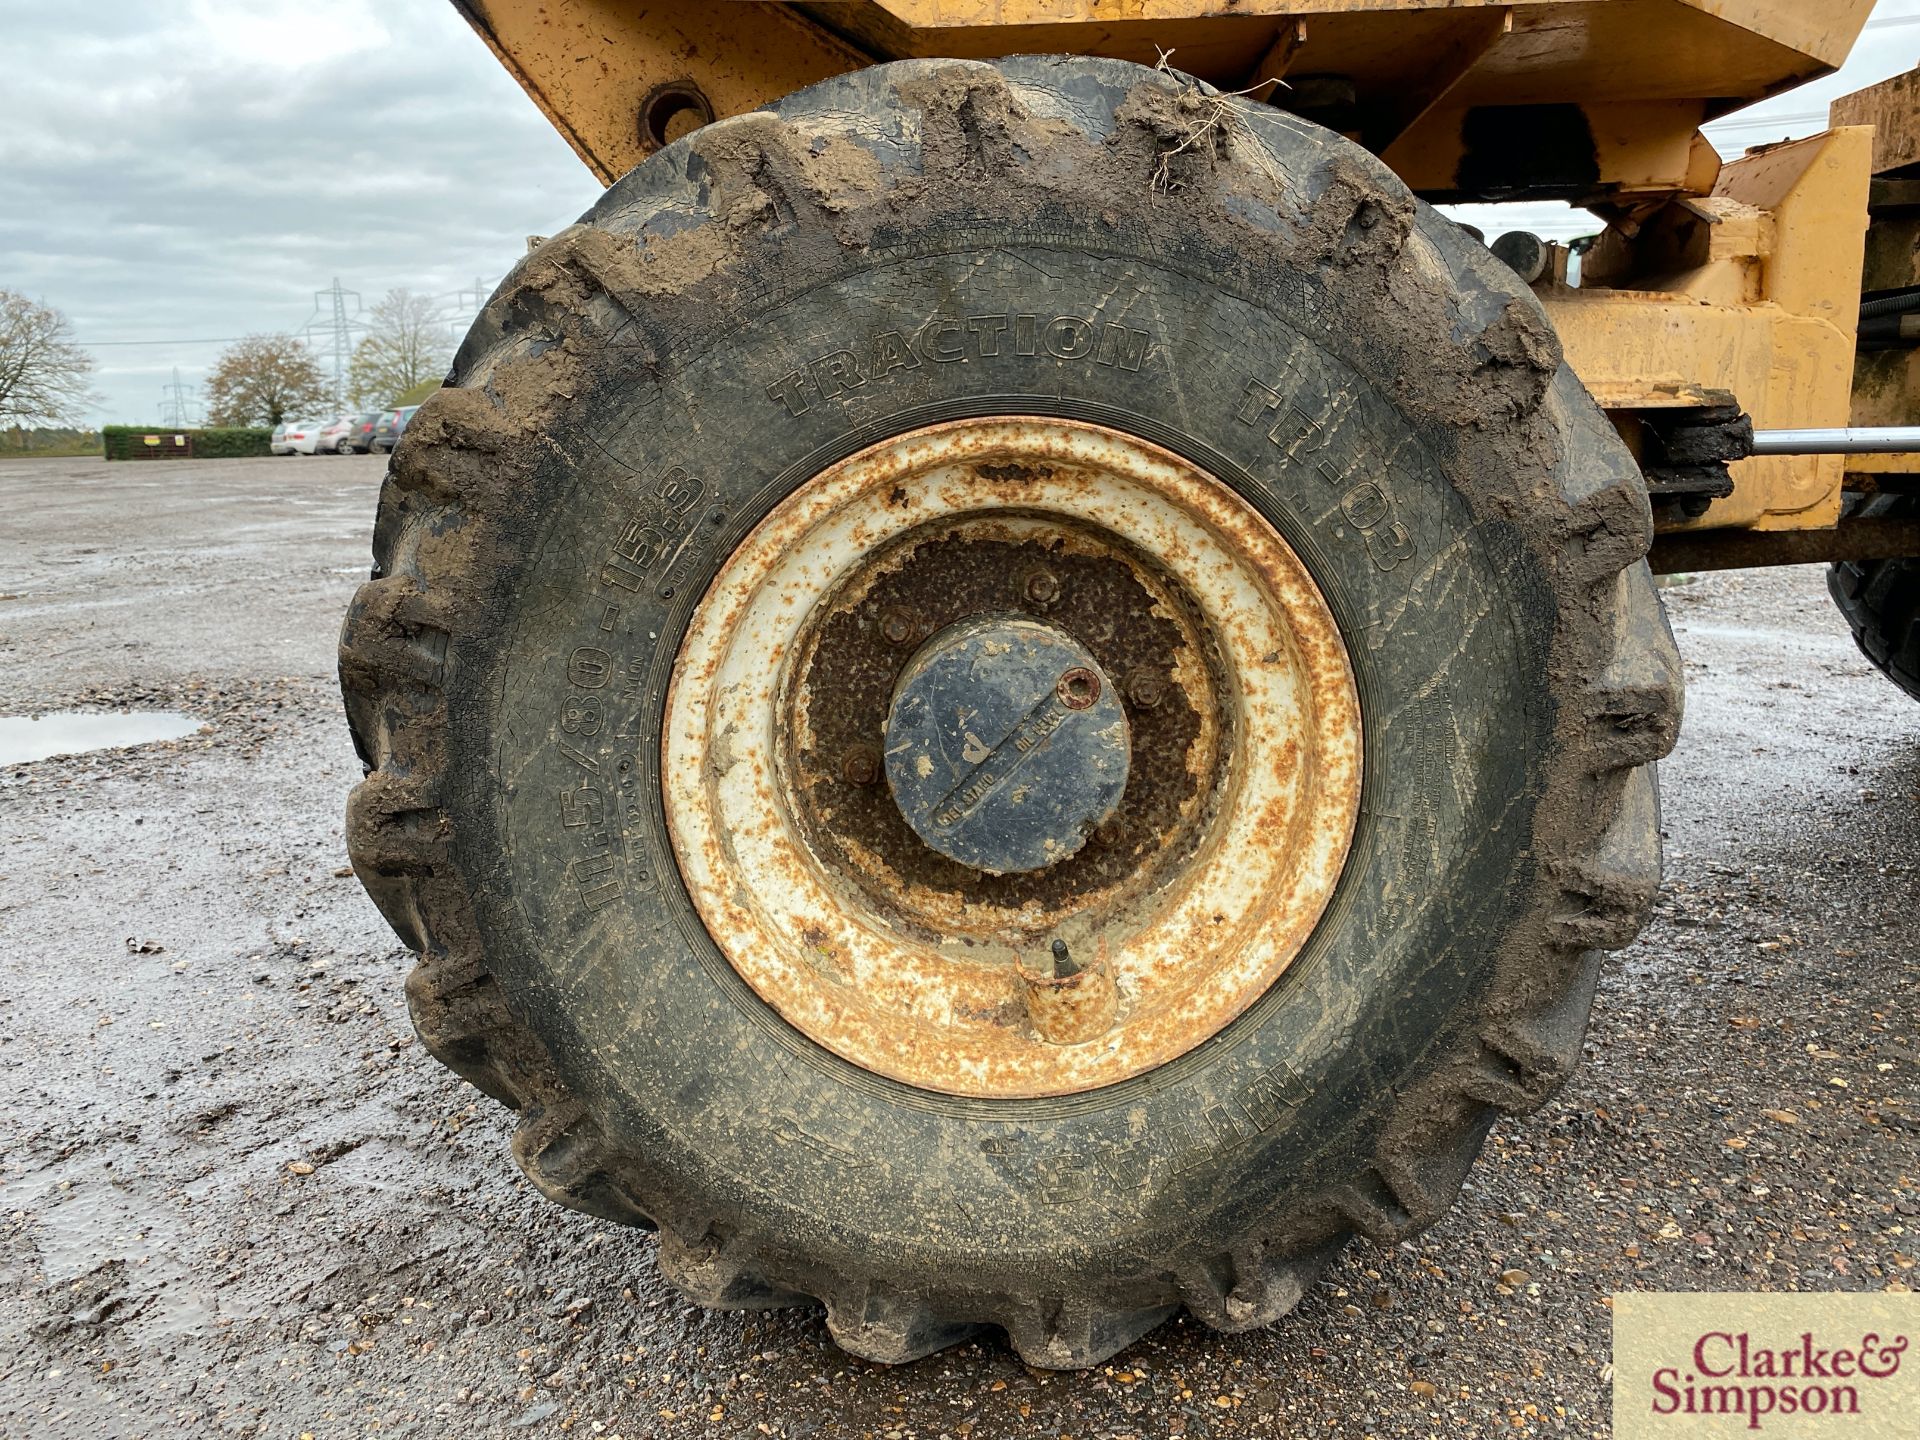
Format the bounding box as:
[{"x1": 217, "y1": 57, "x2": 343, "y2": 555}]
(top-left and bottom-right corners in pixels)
[
  {"x1": 85, "y1": 335, "x2": 254, "y2": 347},
  {"x1": 82, "y1": 280, "x2": 499, "y2": 353}
]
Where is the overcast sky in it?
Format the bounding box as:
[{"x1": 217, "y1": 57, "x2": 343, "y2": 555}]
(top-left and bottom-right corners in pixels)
[
  {"x1": 1, "y1": 0, "x2": 600, "y2": 425},
  {"x1": 5, "y1": 1, "x2": 1920, "y2": 425}
]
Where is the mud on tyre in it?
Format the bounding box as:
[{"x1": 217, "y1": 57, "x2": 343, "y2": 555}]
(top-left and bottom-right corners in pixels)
[{"x1": 340, "y1": 56, "x2": 1682, "y2": 1367}]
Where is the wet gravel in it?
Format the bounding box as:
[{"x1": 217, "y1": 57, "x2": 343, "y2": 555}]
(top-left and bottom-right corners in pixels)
[{"x1": 1, "y1": 454, "x2": 1915, "y2": 1438}]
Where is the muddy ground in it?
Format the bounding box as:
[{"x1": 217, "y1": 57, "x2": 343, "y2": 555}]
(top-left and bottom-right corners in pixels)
[{"x1": 0, "y1": 453, "x2": 1914, "y2": 1439}]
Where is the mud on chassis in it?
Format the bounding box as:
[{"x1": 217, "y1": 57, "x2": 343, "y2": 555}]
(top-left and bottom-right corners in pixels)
[{"x1": 338, "y1": 1, "x2": 1918, "y2": 1366}]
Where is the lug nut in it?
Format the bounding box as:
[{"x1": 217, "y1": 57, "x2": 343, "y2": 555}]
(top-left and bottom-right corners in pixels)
[
  {"x1": 1022, "y1": 567, "x2": 1062, "y2": 606},
  {"x1": 840, "y1": 745, "x2": 880, "y2": 786},
  {"x1": 879, "y1": 606, "x2": 918, "y2": 646},
  {"x1": 1056, "y1": 667, "x2": 1099, "y2": 710},
  {"x1": 1125, "y1": 670, "x2": 1167, "y2": 709}
]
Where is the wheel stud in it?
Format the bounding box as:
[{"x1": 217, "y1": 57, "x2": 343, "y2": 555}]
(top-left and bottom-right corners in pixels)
[
  {"x1": 1022, "y1": 566, "x2": 1062, "y2": 606},
  {"x1": 1125, "y1": 670, "x2": 1166, "y2": 709},
  {"x1": 840, "y1": 745, "x2": 880, "y2": 787},
  {"x1": 879, "y1": 606, "x2": 918, "y2": 646}
]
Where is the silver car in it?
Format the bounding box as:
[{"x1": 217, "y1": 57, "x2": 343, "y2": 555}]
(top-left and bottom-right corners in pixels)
[{"x1": 315, "y1": 415, "x2": 359, "y2": 454}]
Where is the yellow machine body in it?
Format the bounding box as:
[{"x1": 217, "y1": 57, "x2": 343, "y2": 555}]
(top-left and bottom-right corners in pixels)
[{"x1": 453, "y1": 0, "x2": 1912, "y2": 546}]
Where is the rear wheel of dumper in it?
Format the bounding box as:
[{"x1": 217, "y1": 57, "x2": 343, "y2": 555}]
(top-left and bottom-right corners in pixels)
[
  {"x1": 338, "y1": 55, "x2": 1681, "y2": 1368},
  {"x1": 1829, "y1": 494, "x2": 1920, "y2": 701}
]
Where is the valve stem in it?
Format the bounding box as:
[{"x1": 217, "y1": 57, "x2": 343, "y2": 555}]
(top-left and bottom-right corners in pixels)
[
  {"x1": 1050, "y1": 938, "x2": 1081, "y2": 978},
  {"x1": 1017, "y1": 937, "x2": 1116, "y2": 1046}
]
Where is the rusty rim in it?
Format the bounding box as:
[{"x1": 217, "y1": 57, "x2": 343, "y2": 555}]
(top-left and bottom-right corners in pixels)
[{"x1": 662, "y1": 418, "x2": 1361, "y2": 1098}]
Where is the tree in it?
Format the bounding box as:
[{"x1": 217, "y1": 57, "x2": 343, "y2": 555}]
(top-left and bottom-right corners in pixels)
[
  {"x1": 0, "y1": 291, "x2": 95, "y2": 443},
  {"x1": 348, "y1": 290, "x2": 449, "y2": 408},
  {"x1": 205, "y1": 334, "x2": 329, "y2": 427}
]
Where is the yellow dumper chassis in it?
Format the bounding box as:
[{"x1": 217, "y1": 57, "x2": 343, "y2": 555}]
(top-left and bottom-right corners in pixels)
[{"x1": 454, "y1": 0, "x2": 1918, "y2": 565}]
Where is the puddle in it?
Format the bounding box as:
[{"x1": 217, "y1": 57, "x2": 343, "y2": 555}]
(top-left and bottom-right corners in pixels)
[
  {"x1": 0, "y1": 710, "x2": 201, "y2": 765},
  {"x1": 29, "y1": 1172, "x2": 220, "y2": 1344}
]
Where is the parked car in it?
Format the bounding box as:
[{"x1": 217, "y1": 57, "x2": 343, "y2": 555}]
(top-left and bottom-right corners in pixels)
[
  {"x1": 315, "y1": 415, "x2": 361, "y2": 454},
  {"x1": 270, "y1": 422, "x2": 294, "y2": 456},
  {"x1": 284, "y1": 418, "x2": 329, "y2": 455},
  {"x1": 369, "y1": 405, "x2": 420, "y2": 454},
  {"x1": 341, "y1": 412, "x2": 383, "y2": 453}
]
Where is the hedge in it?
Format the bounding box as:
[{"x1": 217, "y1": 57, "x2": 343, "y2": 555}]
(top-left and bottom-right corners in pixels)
[{"x1": 102, "y1": 425, "x2": 272, "y2": 461}]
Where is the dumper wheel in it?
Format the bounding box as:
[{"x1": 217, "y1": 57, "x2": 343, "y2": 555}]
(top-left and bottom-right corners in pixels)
[
  {"x1": 1829, "y1": 494, "x2": 1920, "y2": 701},
  {"x1": 339, "y1": 56, "x2": 1682, "y2": 1368}
]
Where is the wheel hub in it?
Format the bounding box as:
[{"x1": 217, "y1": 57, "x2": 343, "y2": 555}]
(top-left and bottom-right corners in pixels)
[
  {"x1": 885, "y1": 616, "x2": 1129, "y2": 876},
  {"x1": 662, "y1": 417, "x2": 1362, "y2": 1098},
  {"x1": 786, "y1": 513, "x2": 1225, "y2": 939}
]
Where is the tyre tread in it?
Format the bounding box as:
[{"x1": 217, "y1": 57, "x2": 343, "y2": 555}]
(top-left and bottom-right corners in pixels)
[{"x1": 1828, "y1": 496, "x2": 1920, "y2": 701}]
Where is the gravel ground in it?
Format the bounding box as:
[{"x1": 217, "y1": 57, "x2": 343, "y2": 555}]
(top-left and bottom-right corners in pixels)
[{"x1": 1, "y1": 454, "x2": 1914, "y2": 1439}]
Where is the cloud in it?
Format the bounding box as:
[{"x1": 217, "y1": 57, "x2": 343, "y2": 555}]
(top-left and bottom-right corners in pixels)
[
  {"x1": 0, "y1": 0, "x2": 600, "y2": 421},
  {"x1": 6, "y1": 1, "x2": 1919, "y2": 421}
]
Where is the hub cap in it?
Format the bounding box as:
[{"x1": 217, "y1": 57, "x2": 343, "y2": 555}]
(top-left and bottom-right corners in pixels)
[
  {"x1": 663, "y1": 418, "x2": 1361, "y2": 1098},
  {"x1": 884, "y1": 616, "x2": 1129, "y2": 876}
]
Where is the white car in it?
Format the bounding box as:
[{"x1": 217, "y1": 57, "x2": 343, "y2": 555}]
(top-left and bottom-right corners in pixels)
[
  {"x1": 315, "y1": 415, "x2": 360, "y2": 454},
  {"x1": 284, "y1": 419, "x2": 330, "y2": 455},
  {"x1": 269, "y1": 422, "x2": 295, "y2": 456}
]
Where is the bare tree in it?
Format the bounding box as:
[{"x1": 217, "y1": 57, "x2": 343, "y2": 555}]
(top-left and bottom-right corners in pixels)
[
  {"x1": 348, "y1": 290, "x2": 449, "y2": 408},
  {"x1": 0, "y1": 291, "x2": 95, "y2": 444},
  {"x1": 206, "y1": 334, "x2": 330, "y2": 427}
]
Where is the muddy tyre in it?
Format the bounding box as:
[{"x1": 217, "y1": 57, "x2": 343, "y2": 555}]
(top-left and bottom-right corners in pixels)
[
  {"x1": 1829, "y1": 494, "x2": 1920, "y2": 701},
  {"x1": 339, "y1": 56, "x2": 1682, "y2": 1367}
]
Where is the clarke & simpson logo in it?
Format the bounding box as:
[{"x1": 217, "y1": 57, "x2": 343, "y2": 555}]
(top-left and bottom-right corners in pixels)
[
  {"x1": 1651, "y1": 1329, "x2": 1907, "y2": 1428},
  {"x1": 1615, "y1": 1294, "x2": 1917, "y2": 1438}
]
